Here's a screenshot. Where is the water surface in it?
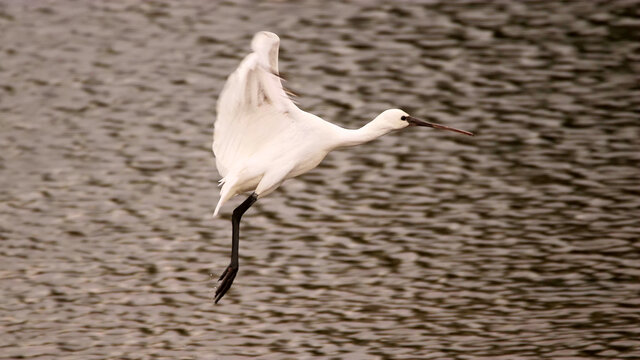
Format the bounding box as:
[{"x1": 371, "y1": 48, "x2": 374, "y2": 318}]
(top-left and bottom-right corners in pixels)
[{"x1": 1, "y1": 1, "x2": 639, "y2": 359}]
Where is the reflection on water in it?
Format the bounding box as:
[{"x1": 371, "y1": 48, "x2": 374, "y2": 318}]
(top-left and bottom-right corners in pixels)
[{"x1": 1, "y1": 0, "x2": 639, "y2": 359}]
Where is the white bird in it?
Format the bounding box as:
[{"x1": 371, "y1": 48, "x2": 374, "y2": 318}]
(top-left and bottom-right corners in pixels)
[{"x1": 212, "y1": 31, "x2": 473, "y2": 303}]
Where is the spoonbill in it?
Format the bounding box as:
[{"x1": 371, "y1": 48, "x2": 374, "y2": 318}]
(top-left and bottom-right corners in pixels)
[{"x1": 212, "y1": 31, "x2": 473, "y2": 303}]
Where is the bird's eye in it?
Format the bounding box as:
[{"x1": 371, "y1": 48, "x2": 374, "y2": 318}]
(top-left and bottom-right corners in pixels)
[{"x1": 401, "y1": 116, "x2": 407, "y2": 121}]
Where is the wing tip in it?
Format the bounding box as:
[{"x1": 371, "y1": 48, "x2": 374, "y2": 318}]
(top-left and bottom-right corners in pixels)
[
  {"x1": 251, "y1": 31, "x2": 279, "y2": 53},
  {"x1": 252, "y1": 31, "x2": 280, "y2": 73}
]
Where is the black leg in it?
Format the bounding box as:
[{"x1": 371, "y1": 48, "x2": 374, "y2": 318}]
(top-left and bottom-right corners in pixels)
[{"x1": 215, "y1": 193, "x2": 258, "y2": 304}]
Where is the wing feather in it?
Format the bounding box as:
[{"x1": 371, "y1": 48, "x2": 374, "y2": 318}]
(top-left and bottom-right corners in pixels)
[{"x1": 213, "y1": 32, "x2": 298, "y2": 177}]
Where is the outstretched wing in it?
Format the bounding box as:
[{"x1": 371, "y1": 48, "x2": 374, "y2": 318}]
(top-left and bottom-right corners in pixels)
[{"x1": 213, "y1": 31, "x2": 298, "y2": 178}]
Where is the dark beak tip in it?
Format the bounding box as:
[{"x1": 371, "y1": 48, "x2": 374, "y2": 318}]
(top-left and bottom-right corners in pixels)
[{"x1": 407, "y1": 116, "x2": 474, "y2": 137}]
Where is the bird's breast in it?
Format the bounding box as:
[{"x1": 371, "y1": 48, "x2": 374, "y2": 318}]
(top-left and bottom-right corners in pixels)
[{"x1": 286, "y1": 149, "x2": 329, "y2": 179}]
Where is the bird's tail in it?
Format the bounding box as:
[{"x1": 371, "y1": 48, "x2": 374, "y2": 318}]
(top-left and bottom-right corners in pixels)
[
  {"x1": 212, "y1": 177, "x2": 235, "y2": 217},
  {"x1": 213, "y1": 201, "x2": 224, "y2": 218}
]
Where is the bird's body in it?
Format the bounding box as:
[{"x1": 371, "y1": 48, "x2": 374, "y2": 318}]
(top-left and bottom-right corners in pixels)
[
  {"x1": 213, "y1": 32, "x2": 409, "y2": 216},
  {"x1": 211, "y1": 31, "x2": 473, "y2": 303}
]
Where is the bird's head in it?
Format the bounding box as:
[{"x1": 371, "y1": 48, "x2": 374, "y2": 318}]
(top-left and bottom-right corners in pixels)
[{"x1": 377, "y1": 109, "x2": 474, "y2": 136}]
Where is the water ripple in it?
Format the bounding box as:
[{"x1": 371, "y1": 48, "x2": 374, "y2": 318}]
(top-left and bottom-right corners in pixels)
[{"x1": 1, "y1": 0, "x2": 638, "y2": 359}]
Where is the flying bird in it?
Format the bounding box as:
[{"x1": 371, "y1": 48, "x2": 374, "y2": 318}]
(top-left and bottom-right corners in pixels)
[{"x1": 212, "y1": 31, "x2": 473, "y2": 303}]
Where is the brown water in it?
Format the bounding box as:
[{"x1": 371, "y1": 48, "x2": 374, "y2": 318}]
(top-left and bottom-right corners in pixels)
[{"x1": 1, "y1": 1, "x2": 639, "y2": 359}]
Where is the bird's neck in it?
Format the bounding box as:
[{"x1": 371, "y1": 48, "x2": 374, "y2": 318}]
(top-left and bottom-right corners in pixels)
[{"x1": 333, "y1": 117, "x2": 395, "y2": 149}]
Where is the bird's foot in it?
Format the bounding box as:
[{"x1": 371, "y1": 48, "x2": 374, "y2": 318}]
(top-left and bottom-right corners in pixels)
[{"x1": 215, "y1": 264, "x2": 238, "y2": 304}]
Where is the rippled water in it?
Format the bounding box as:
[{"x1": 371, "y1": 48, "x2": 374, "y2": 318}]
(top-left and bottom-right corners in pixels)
[{"x1": 1, "y1": 1, "x2": 639, "y2": 359}]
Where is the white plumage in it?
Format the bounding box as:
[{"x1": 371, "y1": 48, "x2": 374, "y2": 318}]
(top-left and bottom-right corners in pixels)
[
  {"x1": 210, "y1": 31, "x2": 473, "y2": 303},
  {"x1": 213, "y1": 32, "x2": 322, "y2": 216}
]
